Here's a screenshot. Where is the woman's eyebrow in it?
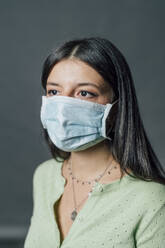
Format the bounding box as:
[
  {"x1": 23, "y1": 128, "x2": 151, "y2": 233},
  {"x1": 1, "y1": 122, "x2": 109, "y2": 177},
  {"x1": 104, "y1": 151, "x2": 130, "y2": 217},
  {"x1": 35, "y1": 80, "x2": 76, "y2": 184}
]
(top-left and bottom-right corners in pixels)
[{"x1": 47, "y1": 82, "x2": 104, "y2": 91}]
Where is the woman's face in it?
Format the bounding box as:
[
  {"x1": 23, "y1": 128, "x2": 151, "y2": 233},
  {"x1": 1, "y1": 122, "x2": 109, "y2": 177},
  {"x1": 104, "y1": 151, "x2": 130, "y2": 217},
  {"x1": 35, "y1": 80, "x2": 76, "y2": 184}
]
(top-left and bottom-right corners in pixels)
[{"x1": 46, "y1": 58, "x2": 114, "y2": 105}]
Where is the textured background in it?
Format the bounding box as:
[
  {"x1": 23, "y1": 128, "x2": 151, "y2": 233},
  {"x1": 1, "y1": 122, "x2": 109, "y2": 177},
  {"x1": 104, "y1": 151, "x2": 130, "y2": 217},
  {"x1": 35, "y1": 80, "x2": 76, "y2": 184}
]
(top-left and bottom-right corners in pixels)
[{"x1": 0, "y1": 0, "x2": 165, "y2": 245}]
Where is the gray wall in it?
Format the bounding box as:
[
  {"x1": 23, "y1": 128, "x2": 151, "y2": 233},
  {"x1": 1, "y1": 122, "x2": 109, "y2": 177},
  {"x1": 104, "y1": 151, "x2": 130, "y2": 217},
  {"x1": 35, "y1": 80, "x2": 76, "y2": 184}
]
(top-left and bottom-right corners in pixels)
[{"x1": 0, "y1": 0, "x2": 165, "y2": 244}]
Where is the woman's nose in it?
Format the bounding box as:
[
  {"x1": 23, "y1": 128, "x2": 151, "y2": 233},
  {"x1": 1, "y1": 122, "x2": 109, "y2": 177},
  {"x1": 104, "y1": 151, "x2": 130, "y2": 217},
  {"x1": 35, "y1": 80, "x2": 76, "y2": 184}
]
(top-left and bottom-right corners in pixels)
[{"x1": 62, "y1": 89, "x2": 74, "y2": 97}]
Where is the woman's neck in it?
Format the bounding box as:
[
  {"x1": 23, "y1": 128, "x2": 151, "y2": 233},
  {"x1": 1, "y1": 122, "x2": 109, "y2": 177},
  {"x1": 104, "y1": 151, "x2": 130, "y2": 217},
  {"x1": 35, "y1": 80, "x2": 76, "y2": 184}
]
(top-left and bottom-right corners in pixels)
[{"x1": 67, "y1": 140, "x2": 117, "y2": 180}]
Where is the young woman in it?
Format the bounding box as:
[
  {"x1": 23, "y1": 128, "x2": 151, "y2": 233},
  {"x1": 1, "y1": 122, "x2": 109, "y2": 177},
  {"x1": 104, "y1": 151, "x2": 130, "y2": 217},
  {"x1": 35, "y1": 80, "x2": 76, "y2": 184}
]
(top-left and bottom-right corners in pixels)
[{"x1": 24, "y1": 37, "x2": 165, "y2": 248}]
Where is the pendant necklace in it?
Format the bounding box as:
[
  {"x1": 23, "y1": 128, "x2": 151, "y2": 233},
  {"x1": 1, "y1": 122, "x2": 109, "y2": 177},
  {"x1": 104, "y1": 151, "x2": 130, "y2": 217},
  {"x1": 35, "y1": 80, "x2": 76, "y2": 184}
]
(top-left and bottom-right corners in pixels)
[{"x1": 67, "y1": 156, "x2": 117, "y2": 221}]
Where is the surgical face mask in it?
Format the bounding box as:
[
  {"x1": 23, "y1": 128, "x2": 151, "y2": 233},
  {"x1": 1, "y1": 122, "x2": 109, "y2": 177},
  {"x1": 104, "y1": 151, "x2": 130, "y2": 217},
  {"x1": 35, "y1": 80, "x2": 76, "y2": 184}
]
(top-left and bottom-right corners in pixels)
[{"x1": 40, "y1": 95, "x2": 115, "y2": 152}]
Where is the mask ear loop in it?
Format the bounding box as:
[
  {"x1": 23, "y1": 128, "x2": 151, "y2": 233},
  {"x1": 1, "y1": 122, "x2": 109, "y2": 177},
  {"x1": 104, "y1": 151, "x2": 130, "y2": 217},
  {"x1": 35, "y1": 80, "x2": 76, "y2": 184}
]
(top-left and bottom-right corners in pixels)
[
  {"x1": 101, "y1": 99, "x2": 119, "y2": 140},
  {"x1": 101, "y1": 104, "x2": 113, "y2": 141},
  {"x1": 40, "y1": 96, "x2": 48, "y2": 129}
]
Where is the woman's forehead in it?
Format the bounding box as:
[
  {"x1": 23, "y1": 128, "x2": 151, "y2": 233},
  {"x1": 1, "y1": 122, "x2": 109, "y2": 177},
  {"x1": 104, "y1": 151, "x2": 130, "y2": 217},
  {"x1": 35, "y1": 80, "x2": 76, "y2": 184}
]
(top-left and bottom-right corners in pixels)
[{"x1": 47, "y1": 59, "x2": 111, "y2": 90}]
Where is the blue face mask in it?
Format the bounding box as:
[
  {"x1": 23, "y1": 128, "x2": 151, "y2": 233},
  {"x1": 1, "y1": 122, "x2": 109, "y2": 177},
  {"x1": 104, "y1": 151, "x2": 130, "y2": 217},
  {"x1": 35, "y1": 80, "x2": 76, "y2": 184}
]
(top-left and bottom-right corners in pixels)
[{"x1": 40, "y1": 95, "x2": 114, "y2": 152}]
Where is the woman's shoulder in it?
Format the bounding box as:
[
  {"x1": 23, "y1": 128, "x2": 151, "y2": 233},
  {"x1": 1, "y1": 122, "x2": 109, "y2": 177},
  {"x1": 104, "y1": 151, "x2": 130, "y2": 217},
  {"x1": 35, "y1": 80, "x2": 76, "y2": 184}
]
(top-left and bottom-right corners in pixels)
[
  {"x1": 32, "y1": 158, "x2": 63, "y2": 185},
  {"x1": 34, "y1": 158, "x2": 61, "y2": 171},
  {"x1": 134, "y1": 176, "x2": 165, "y2": 193},
  {"x1": 128, "y1": 175, "x2": 165, "y2": 206}
]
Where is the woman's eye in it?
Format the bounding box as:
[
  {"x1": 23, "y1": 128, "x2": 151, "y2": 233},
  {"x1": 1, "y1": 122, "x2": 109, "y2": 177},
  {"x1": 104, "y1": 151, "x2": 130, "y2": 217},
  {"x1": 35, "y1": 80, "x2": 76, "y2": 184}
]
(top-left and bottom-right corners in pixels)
[
  {"x1": 80, "y1": 91, "x2": 97, "y2": 98},
  {"x1": 47, "y1": 89, "x2": 97, "y2": 98},
  {"x1": 47, "y1": 90, "x2": 58, "y2": 96}
]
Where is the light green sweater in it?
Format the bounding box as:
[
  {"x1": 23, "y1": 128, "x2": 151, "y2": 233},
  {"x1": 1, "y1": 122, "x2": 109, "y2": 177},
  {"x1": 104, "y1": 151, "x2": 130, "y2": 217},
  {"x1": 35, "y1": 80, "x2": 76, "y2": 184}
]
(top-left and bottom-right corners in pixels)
[{"x1": 24, "y1": 158, "x2": 165, "y2": 248}]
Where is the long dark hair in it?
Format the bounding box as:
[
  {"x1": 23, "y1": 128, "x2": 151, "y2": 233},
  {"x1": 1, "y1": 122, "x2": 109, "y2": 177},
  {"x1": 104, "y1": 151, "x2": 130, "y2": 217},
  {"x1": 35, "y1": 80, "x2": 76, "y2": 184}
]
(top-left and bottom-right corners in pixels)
[{"x1": 41, "y1": 36, "x2": 165, "y2": 185}]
